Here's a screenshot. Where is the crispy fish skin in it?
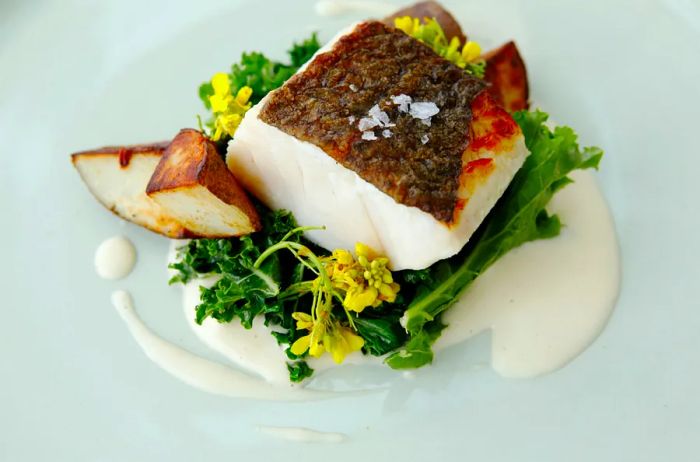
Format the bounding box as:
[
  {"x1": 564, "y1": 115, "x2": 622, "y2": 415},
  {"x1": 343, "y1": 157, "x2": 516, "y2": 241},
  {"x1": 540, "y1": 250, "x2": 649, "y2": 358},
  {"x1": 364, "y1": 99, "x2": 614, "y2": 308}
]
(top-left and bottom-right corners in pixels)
[{"x1": 260, "y1": 21, "x2": 487, "y2": 223}]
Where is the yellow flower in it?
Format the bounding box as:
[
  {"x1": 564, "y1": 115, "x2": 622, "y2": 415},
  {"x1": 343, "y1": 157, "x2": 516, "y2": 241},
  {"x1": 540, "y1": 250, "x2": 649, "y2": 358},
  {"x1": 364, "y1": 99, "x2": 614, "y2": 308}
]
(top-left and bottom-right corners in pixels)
[
  {"x1": 318, "y1": 242, "x2": 401, "y2": 313},
  {"x1": 462, "y1": 41, "x2": 482, "y2": 63},
  {"x1": 209, "y1": 73, "x2": 233, "y2": 113},
  {"x1": 290, "y1": 312, "x2": 327, "y2": 358},
  {"x1": 355, "y1": 242, "x2": 399, "y2": 304},
  {"x1": 291, "y1": 311, "x2": 313, "y2": 330},
  {"x1": 206, "y1": 72, "x2": 253, "y2": 141},
  {"x1": 323, "y1": 248, "x2": 358, "y2": 290},
  {"x1": 289, "y1": 311, "x2": 363, "y2": 363},
  {"x1": 213, "y1": 113, "x2": 242, "y2": 141},
  {"x1": 286, "y1": 242, "x2": 399, "y2": 363},
  {"x1": 211, "y1": 72, "x2": 230, "y2": 94},
  {"x1": 332, "y1": 249, "x2": 354, "y2": 266},
  {"x1": 394, "y1": 16, "x2": 484, "y2": 76},
  {"x1": 343, "y1": 285, "x2": 378, "y2": 313},
  {"x1": 394, "y1": 16, "x2": 420, "y2": 36},
  {"x1": 235, "y1": 86, "x2": 253, "y2": 106},
  {"x1": 324, "y1": 326, "x2": 365, "y2": 364}
]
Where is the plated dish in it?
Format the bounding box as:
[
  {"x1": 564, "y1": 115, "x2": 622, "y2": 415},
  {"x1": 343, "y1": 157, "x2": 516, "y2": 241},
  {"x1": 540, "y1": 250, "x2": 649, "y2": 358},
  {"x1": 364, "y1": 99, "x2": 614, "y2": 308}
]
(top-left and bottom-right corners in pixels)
[{"x1": 72, "y1": 1, "x2": 620, "y2": 395}]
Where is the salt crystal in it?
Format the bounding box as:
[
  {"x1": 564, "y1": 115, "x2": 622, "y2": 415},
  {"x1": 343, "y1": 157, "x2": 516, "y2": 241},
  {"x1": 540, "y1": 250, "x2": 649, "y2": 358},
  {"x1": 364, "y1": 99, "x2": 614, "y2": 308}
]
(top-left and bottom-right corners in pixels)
[
  {"x1": 409, "y1": 101, "x2": 440, "y2": 120},
  {"x1": 367, "y1": 104, "x2": 392, "y2": 128},
  {"x1": 377, "y1": 111, "x2": 391, "y2": 127},
  {"x1": 382, "y1": 129, "x2": 392, "y2": 138},
  {"x1": 362, "y1": 131, "x2": 378, "y2": 141},
  {"x1": 349, "y1": 83, "x2": 358, "y2": 92},
  {"x1": 358, "y1": 117, "x2": 380, "y2": 131},
  {"x1": 421, "y1": 134, "x2": 430, "y2": 144},
  {"x1": 348, "y1": 115, "x2": 356, "y2": 125},
  {"x1": 391, "y1": 94, "x2": 412, "y2": 113}
]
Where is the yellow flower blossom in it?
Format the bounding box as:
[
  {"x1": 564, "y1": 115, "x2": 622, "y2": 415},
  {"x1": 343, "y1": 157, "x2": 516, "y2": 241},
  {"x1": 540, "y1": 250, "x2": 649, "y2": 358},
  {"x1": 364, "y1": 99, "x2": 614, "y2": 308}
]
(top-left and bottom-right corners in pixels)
[
  {"x1": 290, "y1": 311, "x2": 328, "y2": 358},
  {"x1": 207, "y1": 72, "x2": 253, "y2": 141},
  {"x1": 291, "y1": 311, "x2": 313, "y2": 330},
  {"x1": 343, "y1": 285, "x2": 378, "y2": 313},
  {"x1": 461, "y1": 41, "x2": 482, "y2": 63},
  {"x1": 355, "y1": 242, "x2": 399, "y2": 304},
  {"x1": 235, "y1": 86, "x2": 253, "y2": 106},
  {"x1": 394, "y1": 16, "x2": 485, "y2": 77},
  {"x1": 209, "y1": 73, "x2": 232, "y2": 113},
  {"x1": 319, "y1": 242, "x2": 401, "y2": 313},
  {"x1": 290, "y1": 311, "x2": 363, "y2": 363},
  {"x1": 324, "y1": 326, "x2": 365, "y2": 364},
  {"x1": 394, "y1": 16, "x2": 421, "y2": 36},
  {"x1": 276, "y1": 237, "x2": 397, "y2": 365}
]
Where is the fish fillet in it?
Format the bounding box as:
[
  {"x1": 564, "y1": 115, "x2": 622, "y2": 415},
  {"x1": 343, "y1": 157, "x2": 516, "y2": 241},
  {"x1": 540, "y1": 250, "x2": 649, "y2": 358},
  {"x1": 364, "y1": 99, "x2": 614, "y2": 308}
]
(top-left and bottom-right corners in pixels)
[{"x1": 227, "y1": 21, "x2": 528, "y2": 270}]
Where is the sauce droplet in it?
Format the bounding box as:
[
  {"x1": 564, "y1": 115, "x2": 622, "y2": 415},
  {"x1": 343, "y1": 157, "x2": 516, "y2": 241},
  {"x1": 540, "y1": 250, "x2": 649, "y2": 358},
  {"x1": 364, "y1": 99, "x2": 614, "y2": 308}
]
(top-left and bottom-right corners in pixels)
[{"x1": 95, "y1": 236, "x2": 137, "y2": 280}]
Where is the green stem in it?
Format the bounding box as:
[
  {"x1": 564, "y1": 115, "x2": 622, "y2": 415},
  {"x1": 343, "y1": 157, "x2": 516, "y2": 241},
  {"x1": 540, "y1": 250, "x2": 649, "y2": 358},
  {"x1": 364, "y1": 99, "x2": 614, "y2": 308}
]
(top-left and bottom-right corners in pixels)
[{"x1": 279, "y1": 225, "x2": 325, "y2": 243}]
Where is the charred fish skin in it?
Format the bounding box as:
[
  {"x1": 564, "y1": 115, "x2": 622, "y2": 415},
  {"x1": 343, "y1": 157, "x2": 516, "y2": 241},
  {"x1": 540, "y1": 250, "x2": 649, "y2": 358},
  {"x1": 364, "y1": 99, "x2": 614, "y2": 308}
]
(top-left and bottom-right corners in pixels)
[
  {"x1": 227, "y1": 21, "x2": 528, "y2": 270},
  {"x1": 259, "y1": 21, "x2": 487, "y2": 223}
]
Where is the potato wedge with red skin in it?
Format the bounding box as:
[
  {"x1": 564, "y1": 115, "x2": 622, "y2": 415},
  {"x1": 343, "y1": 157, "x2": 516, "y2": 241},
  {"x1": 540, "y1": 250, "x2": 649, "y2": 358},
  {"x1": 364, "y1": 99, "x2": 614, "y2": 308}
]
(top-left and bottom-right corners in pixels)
[
  {"x1": 146, "y1": 129, "x2": 260, "y2": 237},
  {"x1": 384, "y1": 1, "x2": 467, "y2": 43},
  {"x1": 71, "y1": 143, "x2": 194, "y2": 238},
  {"x1": 483, "y1": 41, "x2": 530, "y2": 113}
]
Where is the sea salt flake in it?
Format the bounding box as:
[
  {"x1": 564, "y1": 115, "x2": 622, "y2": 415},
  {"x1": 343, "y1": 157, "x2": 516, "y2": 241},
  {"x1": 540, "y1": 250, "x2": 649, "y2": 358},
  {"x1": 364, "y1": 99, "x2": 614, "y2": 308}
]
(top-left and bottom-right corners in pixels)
[
  {"x1": 382, "y1": 129, "x2": 392, "y2": 138},
  {"x1": 358, "y1": 117, "x2": 380, "y2": 131},
  {"x1": 410, "y1": 101, "x2": 440, "y2": 120},
  {"x1": 391, "y1": 94, "x2": 412, "y2": 113},
  {"x1": 377, "y1": 111, "x2": 391, "y2": 127},
  {"x1": 421, "y1": 134, "x2": 430, "y2": 144},
  {"x1": 349, "y1": 83, "x2": 358, "y2": 92},
  {"x1": 362, "y1": 131, "x2": 378, "y2": 141},
  {"x1": 367, "y1": 104, "x2": 390, "y2": 126},
  {"x1": 348, "y1": 116, "x2": 356, "y2": 125},
  {"x1": 368, "y1": 104, "x2": 382, "y2": 118}
]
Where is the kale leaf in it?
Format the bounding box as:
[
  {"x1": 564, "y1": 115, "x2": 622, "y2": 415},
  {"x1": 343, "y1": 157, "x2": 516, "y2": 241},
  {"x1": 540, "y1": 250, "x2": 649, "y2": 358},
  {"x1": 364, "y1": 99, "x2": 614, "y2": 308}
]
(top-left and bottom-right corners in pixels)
[
  {"x1": 352, "y1": 315, "x2": 407, "y2": 357},
  {"x1": 198, "y1": 33, "x2": 320, "y2": 108},
  {"x1": 287, "y1": 361, "x2": 314, "y2": 383},
  {"x1": 169, "y1": 207, "x2": 301, "y2": 328}
]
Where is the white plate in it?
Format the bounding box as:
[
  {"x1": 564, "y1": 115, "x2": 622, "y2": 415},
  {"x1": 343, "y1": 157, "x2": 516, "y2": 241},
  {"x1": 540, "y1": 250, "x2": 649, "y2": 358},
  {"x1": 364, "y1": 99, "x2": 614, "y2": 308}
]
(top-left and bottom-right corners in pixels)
[{"x1": 1, "y1": 0, "x2": 698, "y2": 460}]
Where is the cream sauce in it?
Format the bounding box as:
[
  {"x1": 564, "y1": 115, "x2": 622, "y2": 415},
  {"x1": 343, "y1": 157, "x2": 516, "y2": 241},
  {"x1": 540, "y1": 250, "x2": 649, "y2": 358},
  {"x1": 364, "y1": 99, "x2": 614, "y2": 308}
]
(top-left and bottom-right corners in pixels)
[
  {"x1": 110, "y1": 290, "x2": 331, "y2": 401},
  {"x1": 257, "y1": 425, "x2": 347, "y2": 443},
  {"x1": 95, "y1": 235, "x2": 136, "y2": 280},
  {"x1": 314, "y1": 0, "x2": 395, "y2": 17}
]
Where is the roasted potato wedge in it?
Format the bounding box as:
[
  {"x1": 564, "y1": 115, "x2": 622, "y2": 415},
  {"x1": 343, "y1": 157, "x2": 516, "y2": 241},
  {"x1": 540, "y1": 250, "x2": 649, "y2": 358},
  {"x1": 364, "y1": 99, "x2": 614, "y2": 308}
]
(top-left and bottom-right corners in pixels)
[
  {"x1": 146, "y1": 129, "x2": 260, "y2": 237},
  {"x1": 483, "y1": 41, "x2": 530, "y2": 113},
  {"x1": 71, "y1": 143, "x2": 193, "y2": 238},
  {"x1": 384, "y1": 1, "x2": 467, "y2": 43}
]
